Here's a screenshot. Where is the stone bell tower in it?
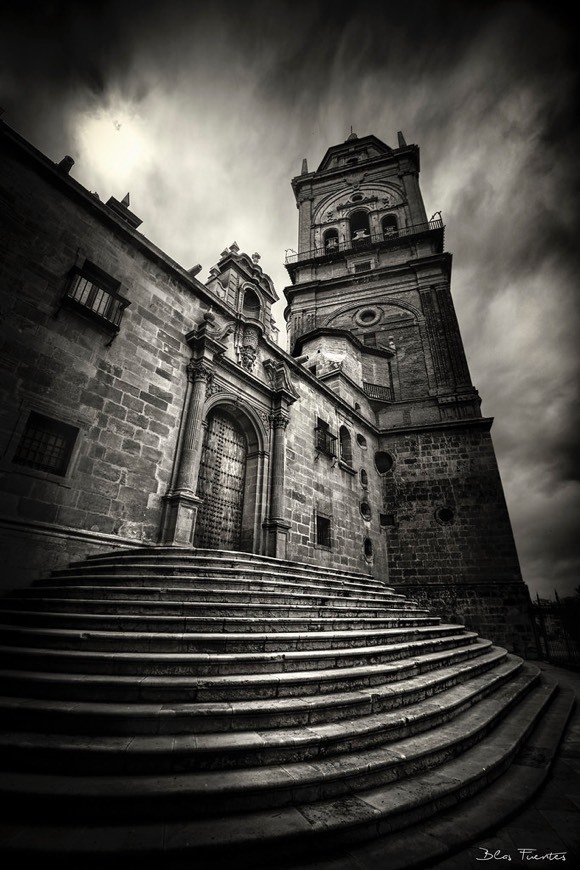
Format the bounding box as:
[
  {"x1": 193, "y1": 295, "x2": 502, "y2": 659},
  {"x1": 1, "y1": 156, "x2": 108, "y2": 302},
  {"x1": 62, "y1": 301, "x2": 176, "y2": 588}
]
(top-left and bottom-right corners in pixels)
[{"x1": 283, "y1": 131, "x2": 534, "y2": 653}]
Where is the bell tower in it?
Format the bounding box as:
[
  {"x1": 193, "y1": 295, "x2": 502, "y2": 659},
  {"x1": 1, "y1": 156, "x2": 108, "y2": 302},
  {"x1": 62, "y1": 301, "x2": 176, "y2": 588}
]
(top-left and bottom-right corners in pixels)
[
  {"x1": 284, "y1": 130, "x2": 480, "y2": 424},
  {"x1": 283, "y1": 131, "x2": 533, "y2": 653}
]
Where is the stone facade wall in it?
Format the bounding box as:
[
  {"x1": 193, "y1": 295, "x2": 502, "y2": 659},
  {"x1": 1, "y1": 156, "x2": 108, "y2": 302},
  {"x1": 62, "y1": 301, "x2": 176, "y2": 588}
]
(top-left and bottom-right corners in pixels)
[
  {"x1": 284, "y1": 372, "x2": 388, "y2": 574},
  {"x1": 379, "y1": 424, "x2": 524, "y2": 585},
  {"x1": 393, "y1": 581, "x2": 537, "y2": 657},
  {"x1": 0, "y1": 136, "x2": 204, "y2": 590}
]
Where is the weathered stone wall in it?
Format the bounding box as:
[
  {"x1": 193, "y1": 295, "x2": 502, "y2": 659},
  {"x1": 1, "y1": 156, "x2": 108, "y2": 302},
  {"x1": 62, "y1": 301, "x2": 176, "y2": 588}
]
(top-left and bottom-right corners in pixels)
[
  {"x1": 0, "y1": 135, "x2": 204, "y2": 589},
  {"x1": 284, "y1": 371, "x2": 388, "y2": 575},
  {"x1": 378, "y1": 423, "x2": 525, "y2": 585},
  {"x1": 392, "y1": 581, "x2": 537, "y2": 657}
]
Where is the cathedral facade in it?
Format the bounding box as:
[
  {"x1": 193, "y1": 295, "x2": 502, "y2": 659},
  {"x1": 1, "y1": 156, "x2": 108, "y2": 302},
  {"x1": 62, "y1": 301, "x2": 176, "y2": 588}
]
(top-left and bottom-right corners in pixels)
[{"x1": 0, "y1": 121, "x2": 534, "y2": 652}]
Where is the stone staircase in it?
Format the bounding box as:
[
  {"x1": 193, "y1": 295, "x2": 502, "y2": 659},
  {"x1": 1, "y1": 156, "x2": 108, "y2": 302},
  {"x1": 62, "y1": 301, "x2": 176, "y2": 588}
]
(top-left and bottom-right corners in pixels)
[{"x1": 0, "y1": 548, "x2": 573, "y2": 868}]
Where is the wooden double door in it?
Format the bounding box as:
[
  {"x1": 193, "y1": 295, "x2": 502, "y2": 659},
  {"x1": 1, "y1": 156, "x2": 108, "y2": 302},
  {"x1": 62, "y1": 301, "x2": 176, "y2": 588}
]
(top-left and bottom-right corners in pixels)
[{"x1": 193, "y1": 409, "x2": 248, "y2": 550}]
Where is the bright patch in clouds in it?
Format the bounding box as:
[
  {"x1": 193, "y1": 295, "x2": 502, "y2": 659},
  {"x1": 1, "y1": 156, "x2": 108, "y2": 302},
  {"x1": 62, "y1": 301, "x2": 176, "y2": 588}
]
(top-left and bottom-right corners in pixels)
[{"x1": 74, "y1": 102, "x2": 153, "y2": 190}]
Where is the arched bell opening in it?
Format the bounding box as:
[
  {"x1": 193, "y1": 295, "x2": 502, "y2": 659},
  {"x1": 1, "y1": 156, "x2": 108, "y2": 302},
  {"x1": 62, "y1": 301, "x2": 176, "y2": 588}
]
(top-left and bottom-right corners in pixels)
[{"x1": 349, "y1": 210, "x2": 371, "y2": 246}]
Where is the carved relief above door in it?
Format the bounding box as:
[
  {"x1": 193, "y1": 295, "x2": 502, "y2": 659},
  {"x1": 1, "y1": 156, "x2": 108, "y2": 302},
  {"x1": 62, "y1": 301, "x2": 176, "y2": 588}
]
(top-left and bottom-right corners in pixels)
[{"x1": 193, "y1": 409, "x2": 247, "y2": 550}]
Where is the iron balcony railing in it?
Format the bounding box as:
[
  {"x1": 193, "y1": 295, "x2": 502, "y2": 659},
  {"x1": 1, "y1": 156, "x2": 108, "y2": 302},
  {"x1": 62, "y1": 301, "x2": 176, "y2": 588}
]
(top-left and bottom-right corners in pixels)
[
  {"x1": 285, "y1": 217, "x2": 444, "y2": 265},
  {"x1": 64, "y1": 272, "x2": 130, "y2": 331},
  {"x1": 315, "y1": 426, "x2": 337, "y2": 456},
  {"x1": 363, "y1": 382, "x2": 393, "y2": 402}
]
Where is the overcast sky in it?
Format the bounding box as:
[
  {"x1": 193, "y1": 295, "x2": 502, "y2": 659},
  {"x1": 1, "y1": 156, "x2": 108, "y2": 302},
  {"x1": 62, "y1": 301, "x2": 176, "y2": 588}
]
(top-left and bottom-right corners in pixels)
[{"x1": 1, "y1": 0, "x2": 578, "y2": 600}]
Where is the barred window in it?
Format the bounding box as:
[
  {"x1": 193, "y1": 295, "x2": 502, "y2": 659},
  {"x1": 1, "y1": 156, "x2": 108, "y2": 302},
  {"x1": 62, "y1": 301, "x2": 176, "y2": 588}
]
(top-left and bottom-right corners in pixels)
[
  {"x1": 13, "y1": 412, "x2": 78, "y2": 476},
  {"x1": 314, "y1": 418, "x2": 337, "y2": 456},
  {"x1": 64, "y1": 260, "x2": 129, "y2": 332}
]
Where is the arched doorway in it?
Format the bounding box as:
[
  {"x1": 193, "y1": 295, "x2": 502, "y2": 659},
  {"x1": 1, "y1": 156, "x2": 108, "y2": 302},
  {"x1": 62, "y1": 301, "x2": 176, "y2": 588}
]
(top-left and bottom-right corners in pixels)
[{"x1": 194, "y1": 408, "x2": 248, "y2": 550}]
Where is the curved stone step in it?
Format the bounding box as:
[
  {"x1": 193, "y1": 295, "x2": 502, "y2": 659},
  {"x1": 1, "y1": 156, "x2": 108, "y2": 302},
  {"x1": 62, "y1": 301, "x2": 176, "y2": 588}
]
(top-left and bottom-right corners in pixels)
[
  {"x1": 0, "y1": 608, "x2": 440, "y2": 634},
  {"x1": 0, "y1": 647, "x2": 511, "y2": 735},
  {"x1": 0, "y1": 596, "x2": 426, "y2": 619},
  {"x1": 0, "y1": 622, "x2": 460, "y2": 654},
  {"x1": 0, "y1": 677, "x2": 568, "y2": 868},
  {"x1": 0, "y1": 640, "x2": 494, "y2": 702},
  {"x1": 0, "y1": 665, "x2": 545, "y2": 821},
  {"x1": 0, "y1": 655, "x2": 526, "y2": 774},
  {"x1": 74, "y1": 548, "x2": 389, "y2": 588},
  {"x1": 0, "y1": 631, "x2": 477, "y2": 676},
  {"x1": 44, "y1": 568, "x2": 398, "y2": 599},
  {"x1": 14, "y1": 584, "x2": 418, "y2": 610}
]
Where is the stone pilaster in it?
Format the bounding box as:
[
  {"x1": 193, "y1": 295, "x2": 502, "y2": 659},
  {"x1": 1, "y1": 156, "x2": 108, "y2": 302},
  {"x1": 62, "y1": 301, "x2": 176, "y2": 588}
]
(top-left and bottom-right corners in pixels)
[
  {"x1": 263, "y1": 408, "x2": 291, "y2": 558},
  {"x1": 262, "y1": 359, "x2": 299, "y2": 559},
  {"x1": 160, "y1": 315, "x2": 226, "y2": 547}
]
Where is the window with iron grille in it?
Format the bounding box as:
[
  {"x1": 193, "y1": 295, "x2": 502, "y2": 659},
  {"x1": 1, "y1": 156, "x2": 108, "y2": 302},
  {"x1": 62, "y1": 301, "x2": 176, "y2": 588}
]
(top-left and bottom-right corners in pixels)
[
  {"x1": 314, "y1": 418, "x2": 337, "y2": 456},
  {"x1": 13, "y1": 412, "x2": 79, "y2": 476},
  {"x1": 64, "y1": 260, "x2": 130, "y2": 332},
  {"x1": 354, "y1": 261, "x2": 371, "y2": 273}
]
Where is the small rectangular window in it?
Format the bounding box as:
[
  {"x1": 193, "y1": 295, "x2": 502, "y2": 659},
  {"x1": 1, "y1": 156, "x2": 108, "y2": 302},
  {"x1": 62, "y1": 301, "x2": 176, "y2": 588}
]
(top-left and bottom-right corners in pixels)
[
  {"x1": 363, "y1": 332, "x2": 377, "y2": 347},
  {"x1": 13, "y1": 412, "x2": 79, "y2": 476},
  {"x1": 316, "y1": 514, "x2": 331, "y2": 548},
  {"x1": 354, "y1": 261, "x2": 371, "y2": 273}
]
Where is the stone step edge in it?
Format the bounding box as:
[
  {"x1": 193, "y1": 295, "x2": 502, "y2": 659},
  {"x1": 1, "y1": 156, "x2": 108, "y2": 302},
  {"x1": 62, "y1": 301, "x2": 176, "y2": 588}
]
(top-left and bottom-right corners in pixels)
[
  {"x1": 0, "y1": 670, "x2": 554, "y2": 837},
  {"x1": 277, "y1": 682, "x2": 576, "y2": 870},
  {"x1": 16, "y1": 585, "x2": 414, "y2": 608},
  {"x1": 0, "y1": 638, "x2": 493, "y2": 689},
  {"x1": 0, "y1": 609, "x2": 437, "y2": 629},
  {"x1": 0, "y1": 648, "x2": 511, "y2": 732},
  {"x1": 0, "y1": 622, "x2": 457, "y2": 649},
  {"x1": 76, "y1": 547, "x2": 383, "y2": 581},
  {"x1": 0, "y1": 632, "x2": 475, "y2": 667},
  {"x1": 0, "y1": 656, "x2": 524, "y2": 763},
  {"x1": 46, "y1": 568, "x2": 395, "y2": 596},
  {"x1": 0, "y1": 598, "x2": 429, "y2": 617},
  {"x1": 0, "y1": 684, "x2": 569, "y2": 868},
  {"x1": 0, "y1": 665, "x2": 541, "y2": 808}
]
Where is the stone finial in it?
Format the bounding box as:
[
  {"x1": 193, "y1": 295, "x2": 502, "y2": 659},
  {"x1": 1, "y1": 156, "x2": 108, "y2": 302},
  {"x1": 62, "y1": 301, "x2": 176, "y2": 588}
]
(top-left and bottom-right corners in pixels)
[
  {"x1": 57, "y1": 155, "x2": 75, "y2": 174},
  {"x1": 301, "y1": 158, "x2": 308, "y2": 175},
  {"x1": 121, "y1": 193, "x2": 130, "y2": 207},
  {"x1": 252, "y1": 252, "x2": 261, "y2": 263},
  {"x1": 229, "y1": 241, "x2": 240, "y2": 254},
  {"x1": 188, "y1": 264, "x2": 202, "y2": 276},
  {"x1": 397, "y1": 131, "x2": 407, "y2": 147}
]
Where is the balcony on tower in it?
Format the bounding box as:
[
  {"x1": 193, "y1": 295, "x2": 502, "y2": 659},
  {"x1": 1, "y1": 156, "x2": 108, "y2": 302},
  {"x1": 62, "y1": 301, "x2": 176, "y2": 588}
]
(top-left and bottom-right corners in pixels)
[{"x1": 285, "y1": 214, "x2": 445, "y2": 283}]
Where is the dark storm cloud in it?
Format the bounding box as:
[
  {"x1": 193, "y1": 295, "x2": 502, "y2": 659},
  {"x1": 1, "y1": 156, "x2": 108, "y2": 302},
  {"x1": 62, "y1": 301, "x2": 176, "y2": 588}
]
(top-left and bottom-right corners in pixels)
[{"x1": 1, "y1": 0, "x2": 578, "y2": 599}]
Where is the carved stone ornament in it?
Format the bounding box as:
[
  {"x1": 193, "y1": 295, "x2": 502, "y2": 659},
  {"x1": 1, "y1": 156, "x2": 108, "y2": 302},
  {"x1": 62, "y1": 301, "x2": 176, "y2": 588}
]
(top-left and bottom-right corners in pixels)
[
  {"x1": 269, "y1": 411, "x2": 289, "y2": 430},
  {"x1": 186, "y1": 359, "x2": 214, "y2": 385},
  {"x1": 240, "y1": 346, "x2": 257, "y2": 371}
]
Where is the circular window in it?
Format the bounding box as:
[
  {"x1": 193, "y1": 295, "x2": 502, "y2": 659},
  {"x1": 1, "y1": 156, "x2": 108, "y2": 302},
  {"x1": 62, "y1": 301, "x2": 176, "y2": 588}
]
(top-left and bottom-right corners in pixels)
[
  {"x1": 435, "y1": 507, "x2": 455, "y2": 525},
  {"x1": 356, "y1": 433, "x2": 367, "y2": 448},
  {"x1": 360, "y1": 501, "x2": 372, "y2": 521},
  {"x1": 351, "y1": 193, "x2": 364, "y2": 202},
  {"x1": 360, "y1": 469, "x2": 368, "y2": 487},
  {"x1": 355, "y1": 307, "x2": 381, "y2": 327},
  {"x1": 363, "y1": 537, "x2": 373, "y2": 560},
  {"x1": 374, "y1": 451, "x2": 394, "y2": 474}
]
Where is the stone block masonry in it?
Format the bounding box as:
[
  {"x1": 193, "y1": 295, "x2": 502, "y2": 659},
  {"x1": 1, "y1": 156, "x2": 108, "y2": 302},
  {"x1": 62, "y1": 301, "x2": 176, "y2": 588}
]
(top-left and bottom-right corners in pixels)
[{"x1": 0, "y1": 126, "x2": 209, "y2": 591}]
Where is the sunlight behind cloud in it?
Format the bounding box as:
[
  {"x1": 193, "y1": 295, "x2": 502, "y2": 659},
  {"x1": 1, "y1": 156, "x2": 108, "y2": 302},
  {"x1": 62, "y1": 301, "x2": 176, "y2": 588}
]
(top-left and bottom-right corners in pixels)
[{"x1": 73, "y1": 102, "x2": 154, "y2": 189}]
